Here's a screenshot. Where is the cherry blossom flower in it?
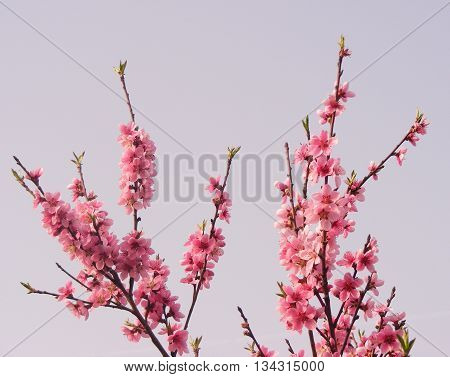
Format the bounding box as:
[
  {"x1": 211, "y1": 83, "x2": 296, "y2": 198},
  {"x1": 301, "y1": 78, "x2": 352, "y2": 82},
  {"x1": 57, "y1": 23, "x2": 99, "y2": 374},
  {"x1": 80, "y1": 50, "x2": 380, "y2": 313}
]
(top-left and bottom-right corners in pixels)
[
  {"x1": 57, "y1": 281, "x2": 74, "y2": 301},
  {"x1": 368, "y1": 161, "x2": 379, "y2": 181},
  {"x1": 395, "y1": 148, "x2": 407, "y2": 166},
  {"x1": 66, "y1": 300, "x2": 89, "y2": 320},
  {"x1": 309, "y1": 131, "x2": 337, "y2": 157},
  {"x1": 167, "y1": 329, "x2": 189, "y2": 355},
  {"x1": 332, "y1": 273, "x2": 363, "y2": 302},
  {"x1": 376, "y1": 325, "x2": 401, "y2": 354},
  {"x1": 25, "y1": 167, "x2": 43, "y2": 182}
]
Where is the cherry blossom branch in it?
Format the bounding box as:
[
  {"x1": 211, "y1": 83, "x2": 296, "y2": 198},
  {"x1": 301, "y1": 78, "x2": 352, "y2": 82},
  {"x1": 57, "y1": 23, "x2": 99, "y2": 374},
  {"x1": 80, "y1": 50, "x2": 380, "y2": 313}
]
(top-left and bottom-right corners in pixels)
[
  {"x1": 377, "y1": 287, "x2": 396, "y2": 332},
  {"x1": 329, "y1": 37, "x2": 346, "y2": 138},
  {"x1": 339, "y1": 275, "x2": 372, "y2": 355},
  {"x1": 237, "y1": 306, "x2": 264, "y2": 356},
  {"x1": 13, "y1": 156, "x2": 44, "y2": 196},
  {"x1": 352, "y1": 130, "x2": 412, "y2": 193},
  {"x1": 115, "y1": 60, "x2": 135, "y2": 124},
  {"x1": 107, "y1": 267, "x2": 170, "y2": 357},
  {"x1": 115, "y1": 61, "x2": 141, "y2": 295},
  {"x1": 284, "y1": 142, "x2": 298, "y2": 231},
  {"x1": 285, "y1": 339, "x2": 295, "y2": 355},
  {"x1": 325, "y1": 36, "x2": 347, "y2": 186},
  {"x1": 301, "y1": 117, "x2": 312, "y2": 199},
  {"x1": 334, "y1": 235, "x2": 371, "y2": 327},
  {"x1": 183, "y1": 150, "x2": 238, "y2": 332},
  {"x1": 13, "y1": 156, "x2": 170, "y2": 357},
  {"x1": 319, "y1": 233, "x2": 338, "y2": 353},
  {"x1": 20, "y1": 283, "x2": 131, "y2": 313}
]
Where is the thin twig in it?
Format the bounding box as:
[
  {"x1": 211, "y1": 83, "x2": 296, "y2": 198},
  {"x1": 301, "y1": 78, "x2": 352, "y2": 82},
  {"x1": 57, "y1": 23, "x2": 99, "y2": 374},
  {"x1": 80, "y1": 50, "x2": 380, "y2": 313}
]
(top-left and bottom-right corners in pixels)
[
  {"x1": 237, "y1": 306, "x2": 264, "y2": 356},
  {"x1": 284, "y1": 142, "x2": 298, "y2": 231},
  {"x1": 308, "y1": 330, "x2": 318, "y2": 357},
  {"x1": 55, "y1": 263, "x2": 91, "y2": 291}
]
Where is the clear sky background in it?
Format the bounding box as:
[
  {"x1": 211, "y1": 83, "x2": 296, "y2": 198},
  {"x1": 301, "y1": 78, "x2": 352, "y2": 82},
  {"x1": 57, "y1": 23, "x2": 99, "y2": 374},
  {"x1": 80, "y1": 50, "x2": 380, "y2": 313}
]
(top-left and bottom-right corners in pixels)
[{"x1": 1, "y1": 0, "x2": 449, "y2": 357}]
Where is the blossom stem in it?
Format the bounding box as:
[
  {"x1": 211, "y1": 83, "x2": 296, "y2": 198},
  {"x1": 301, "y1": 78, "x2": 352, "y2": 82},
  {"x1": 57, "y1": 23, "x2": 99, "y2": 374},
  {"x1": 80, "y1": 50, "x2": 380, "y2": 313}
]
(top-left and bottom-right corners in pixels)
[
  {"x1": 55, "y1": 263, "x2": 91, "y2": 291},
  {"x1": 76, "y1": 161, "x2": 89, "y2": 199},
  {"x1": 108, "y1": 268, "x2": 170, "y2": 357},
  {"x1": 339, "y1": 275, "x2": 372, "y2": 355},
  {"x1": 377, "y1": 287, "x2": 396, "y2": 332},
  {"x1": 313, "y1": 288, "x2": 326, "y2": 307},
  {"x1": 28, "y1": 289, "x2": 132, "y2": 312},
  {"x1": 324, "y1": 44, "x2": 344, "y2": 186},
  {"x1": 319, "y1": 232, "x2": 338, "y2": 353},
  {"x1": 117, "y1": 68, "x2": 139, "y2": 296},
  {"x1": 237, "y1": 306, "x2": 264, "y2": 356},
  {"x1": 118, "y1": 71, "x2": 136, "y2": 124},
  {"x1": 285, "y1": 338, "x2": 295, "y2": 355},
  {"x1": 13, "y1": 156, "x2": 44, "y2": 196},
  {"x1": 284, "y1": 142, "x2": 298, "y2": 231},
  {"x1": 183, "y1": 154, "x2": 236, "y2": 332},
  {"x1": 308, "y1": 330, "x2": 318, "y2": 357},
  {"x1": 333, "y1": 235, "x2": 372, "y2": 327},
  {"x1": 302, "y1": 159, "x2": 312, "y2": 199},
  {"x1": 353, "y1": 131, "x2": 411, "y2": 192},
  {"x1": 329, "y1": 53, "x2": 344, "y2": 139}
]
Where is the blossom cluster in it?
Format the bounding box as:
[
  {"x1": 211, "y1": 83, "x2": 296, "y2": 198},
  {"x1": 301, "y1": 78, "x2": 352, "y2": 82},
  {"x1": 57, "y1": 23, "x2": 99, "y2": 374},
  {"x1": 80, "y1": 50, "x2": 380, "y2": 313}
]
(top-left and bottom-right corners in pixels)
[
  {"x1": 118, "y1": 122, "x2": 157, "y2": 215},
  {"x1": 268, "y1": 40, "x2": 428, "y2": 357},
  {"x1": 14, "y1": 116, "x2": 190, "y2": 356},
  {"x1": 180, "y1": 174, "x2": 232, "y2": 289}
]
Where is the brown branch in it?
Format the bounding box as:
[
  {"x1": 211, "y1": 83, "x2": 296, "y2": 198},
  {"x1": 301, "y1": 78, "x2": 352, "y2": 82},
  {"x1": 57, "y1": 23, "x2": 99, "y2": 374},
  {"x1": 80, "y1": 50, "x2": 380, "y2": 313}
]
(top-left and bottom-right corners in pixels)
[
  {"x1": 118, "y1": 65, "x2": 136, "y2": 124},
  {"x1": 107, "y1": 268, "x2": 170, "y2": 357},
  {"x1": 13, "y1": 156, "x2": 44, "y2": 196},
  {"x1": 319, "y1": 232, "x2": 337, "y2": 353},
  {"x1": 351, "y1": 130, "x2": 411, "y2": 193},
  {"x1": 56, "y1": 263, "x2": 91, "y2": 291},
  {"x1": 27, "y1": 288, "x2": 131, "y2": 313},
  {"x1": 284, "y1": 143, "x2": 298, "y2": 232},
  {"x1": 285, "y1": 338, "x2": 295, "y2": 355},
  {"x1": 237, "y1": 306, "x2": 265, "y2": 356},
  {"x1": 308, "y1": 330, "x2": 318, "y2": 357}
]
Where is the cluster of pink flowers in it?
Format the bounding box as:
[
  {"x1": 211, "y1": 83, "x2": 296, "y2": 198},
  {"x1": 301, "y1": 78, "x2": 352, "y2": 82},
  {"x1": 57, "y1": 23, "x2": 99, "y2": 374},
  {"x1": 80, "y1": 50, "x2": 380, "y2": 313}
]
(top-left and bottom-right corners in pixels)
[
  {"x1": 14, "y1": 111, "x2": 195, "y2": 357},
  {"x1": 317, "y1": 81, "x2": 354, "y2": 125},
  {"x1": 180, "y1": 174, "x2": 232, "y2": 289},
  {"x1": 118, "y1": 122, "x2": 157, "y2": 214},
  {"x1": 270, "y1": 40, "x2": 428, "y2": 357}
]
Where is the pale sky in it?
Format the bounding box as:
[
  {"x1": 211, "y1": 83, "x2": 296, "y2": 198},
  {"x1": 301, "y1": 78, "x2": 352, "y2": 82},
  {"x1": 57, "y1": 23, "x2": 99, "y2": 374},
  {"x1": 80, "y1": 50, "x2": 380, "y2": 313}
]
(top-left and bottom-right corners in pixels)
[{"x1": 1, "y1": 0, "x2": 449, "y2": 357}]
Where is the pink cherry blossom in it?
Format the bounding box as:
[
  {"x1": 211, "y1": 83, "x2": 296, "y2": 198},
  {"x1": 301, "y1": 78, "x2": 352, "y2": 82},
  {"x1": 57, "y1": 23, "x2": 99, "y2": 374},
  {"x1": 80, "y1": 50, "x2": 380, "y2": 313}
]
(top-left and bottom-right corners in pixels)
[
  {"x1": 57, "y1": 281, "x2": 74, "y2": 301},
  {"x1": 368, "y1": 161, "x2": 379, "y2": 180},
  {"x1": 336, "y1": 82, "x2": 355, "y2": 102},
  {"x1": 206, "y1": 176, "x2": 221, "y2": 193},
  {"x1": 376, "y1": 325, "x2": 401, "y2": 354},
  {"x1": 309, "y1": 130, "x2": 337, "y2": 157},
  {"x1": 355, "y1": 249, "x2": 378, "y2": 272},
  {"x1": 26, "y1": 167, "x2": 43, "y2": 182},
  {"x1": 66, "y1": 300, "x2": 89, "y2": 320},
  {"x1": 395, "y1": 148, "x2": 407, "y2": 166},
  {"x1": 167, "y1": 329, "x2": 189, "y2": 355},
  {"x1": 332, "y1": 273, "x2": 363, "y2": 302}
]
